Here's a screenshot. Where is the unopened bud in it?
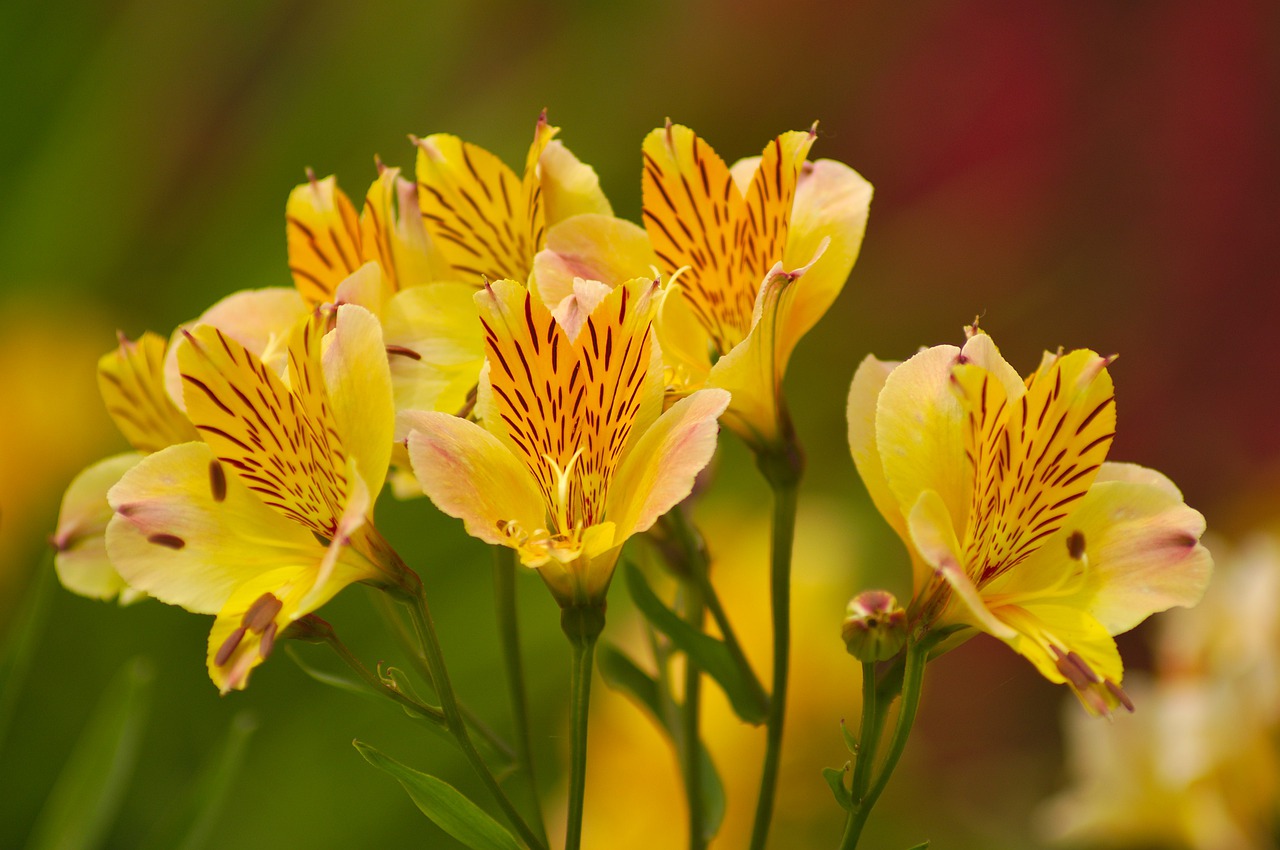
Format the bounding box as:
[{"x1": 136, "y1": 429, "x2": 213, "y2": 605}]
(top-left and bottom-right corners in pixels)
[{"x1": 841, "y1": 590, "x2": 907, "y2": 662}]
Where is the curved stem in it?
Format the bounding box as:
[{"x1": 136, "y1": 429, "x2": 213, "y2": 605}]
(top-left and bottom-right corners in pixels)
[
  {"x1": 839, "y1": 638, "x2": 928, "y2": 850},
  {"x1": 319, "y1": 625, "x2": 447, "y2": 727},
  {"x1": 372, "y1": 591, "x2": 514, "y2": 764},
  {"x1": 748, "y1": 476, "x2": 800, "y2": 850},
  {"x1": 681, "y1": 576, "x2": 706, "y2": 850},
  {"x1": 404, "y1": 580, "x2": 546, "y2": 850},
  {"x1": 492, "y1": 546, "x2": 549, "y2": 847},
  {"x1": 564, "y1": 631, "x2": 598, "y2": 850},
  {"x1": 848, "y1": 662, "x2": 879, "y2": 802}
]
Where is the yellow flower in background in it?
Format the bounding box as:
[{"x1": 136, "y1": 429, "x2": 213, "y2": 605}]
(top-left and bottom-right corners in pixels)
[
  {"x1": 53, "y1": 332, "x2": 199, "y2": 602},
  {"x1": 106, "y1": 305, "x2": 407, "y2": 692},
  {"x1": 413, "y1": 110, "x2": 611, "y2": 285},
  {"x1": 1042, "y1": 537, "x2": 1280, "y2": 849},
  {"x1": 405, "y1": 277, "x2": 729, "y2": 608},
  {"x1": 847, "y1": 327, "x2": 1212, "y2": 714},
  {"x1": 642, "y1": 122, "x2": 872, "y2": 450}
]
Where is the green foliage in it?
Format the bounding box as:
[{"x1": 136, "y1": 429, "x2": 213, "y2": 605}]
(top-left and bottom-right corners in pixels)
[
  {"x1": 25, "y1": 657, "x2": 153, "y2": 850},
  {"x1": 823, "y1": 764, "x2": 853, "y2": 811},
  {"x1": 354, "y1": 740, "x2": 522, "y2": 850},
  {"x1": 623, "y1": 563, "x2": 768, "y2": 725}
]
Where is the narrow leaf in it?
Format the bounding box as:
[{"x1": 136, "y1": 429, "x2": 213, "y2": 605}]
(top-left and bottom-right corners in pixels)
[
  {"x1": 354, "y1": 740, "x2": 522, "y2": 850},
  {"x1": 285, "y1": 645, "x2": 378, "y2": 699},
  {"x1": 26, "y1": 656, "x2": 154, "y2": 850},
  {"x1": 598, "y1": 644, "x2": 726, "y2": 838},
  {"x1": 823, "y1": 764, "x2": 853, "y2": 811},
  {"x1": 0, "y1": 555, "x2": 55, "y2": 754},
  {"x1": 137, "y1": 712, "x2": 258, "y2": 850},
  {"x1": 840, "y1": 719, "x2": 859, "y2": 754},
  {"x1": 624, "y1": 564, "x2": 767, "y2": 724}
]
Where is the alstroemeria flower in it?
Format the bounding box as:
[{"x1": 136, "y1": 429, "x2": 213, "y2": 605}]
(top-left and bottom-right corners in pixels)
[
  {"x1": 847, "y1": 329, "x2": 1212, "y2": 714},
  {"x1": 412, "y1": 110, "x2": 611, "y2": 285},
  {"x1": 640, "y1": 122, "x2": 873, "y2": 451},
  {"x1": 106, "y1": 305, "x2": 406, "y2": 692},
  {"x1": 405, "y1": 277, "x2": 729, "y2": 608},
  {"x1": 53, "y1": 331, "x2": 200, "y2": 602}
]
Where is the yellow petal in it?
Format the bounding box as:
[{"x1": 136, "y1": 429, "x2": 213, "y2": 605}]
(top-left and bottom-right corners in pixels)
[
  {"x1": 532, "y1": 214, "x2": 657, "y2": 308},
  {"x1": 98, "y1": 332, "x2": 198, "y2": 453},
  {"x1": 404, "y1": 410, "x2": 545, "y2": 547},
  {"x1": 846, "y1": 355, "x2": 905, "y2": 538},
  {"x1": 286, "y1": 173, "x2": 364, "y2": 304},
  {"x1": 654, "y1": 282, "x2": 714, "y2": 390},
  {"x1": 382, "y1": 282, "x2": 486, "y2": 428},
  {"x1": 538, "y1": 139, "x2": 613, "y2": 224},
  {"x1": 875, "y1": 344, "x2": 971, "y2": 539},
  {"x1": 777, "y1": 159, "x2": 873, "y2": 365},
  {"x1": 415, "y1": 114, "x2": 556, "y2": 283},
  {"x1": 163, "y1": 288, "x2": 309, "y2": 410},
  {"x1": 321, "y1": 304, "x2": 394, "y2": 502},
  {"x1": 359, "y1": 165, "x2": 449, "y2": 290},
  {"x1": 607, "y1": 388, "x2": 730, "y2": 540},
  {"x1": 332, "y1": 261, "x2": 391, "y2": 314},
  {"x1": 53, "y1": 452, "x2": 145, "y2": 602},
  {"x1": 106, "y1": 442, "x2": 322, "y2": 615},
  {"x1": 642, "y1": 123, "x2": 752, "y2": 352},
  {"x1": 177, "y1": 312, "x2": 352, "y2": 538}
]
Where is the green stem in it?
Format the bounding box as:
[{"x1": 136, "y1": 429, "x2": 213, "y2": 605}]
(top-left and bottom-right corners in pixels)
[
  {"x1": 492, "y1": 546, "x2": 549, "y2": 848},
  {"x1": 562, "y1": 607, "x2": 602, "y2": 850},
  {"x1": 403, "y1": 579, "x2": 546, "y2": 850},
  {"x1": 373, "y1": 591, "x2": 515, "y2": 764},
  {"x1": 848, "y1": 662, "x2": 879, "y2": 802},
  {"x1": 681, "y1": 576, "x2": 706, "y2": 850},
  {"x1": 839, "y1": 638, "x2": 928, "y2": 850},
  {"x1": 319, "y1": 625, "x2": 447, "y2": 727},
  {"x1": 747, "y1": 472, "x2": 800, "y2": 850}
]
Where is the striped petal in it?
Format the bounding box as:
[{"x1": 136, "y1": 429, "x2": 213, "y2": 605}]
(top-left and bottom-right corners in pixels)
[
  {"x1": 359, "y1": 165, "x2": 450, "y2": 290},
  {"x1": 106, "y1": 442, "x2": 323, "y2": 615},
  {"x1": 98, "y1": 332, "x2": 198, "y2": 453},
  {"x1": 414, "y1": 113, "x2": 556, "y2": 283},
  {"x1": 321, "y1": 304, "x2": 394, "y2": 502},
  {"x1": 286, "y1": 173, "x2": 364, "y2": 304}
]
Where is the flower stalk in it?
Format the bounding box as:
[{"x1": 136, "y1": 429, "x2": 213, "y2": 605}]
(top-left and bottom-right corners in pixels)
[{"x1": 561, "y1": 603, "x2": 605, "y2": 850}]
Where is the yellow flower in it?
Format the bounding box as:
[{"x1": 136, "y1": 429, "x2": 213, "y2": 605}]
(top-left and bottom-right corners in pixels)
[
  {"x1": 413, "y1": 110, "x2": 611, "y2": 285},
  {"x1": 847, "y1": 327, "x2": 1213, "y2": 714},
  {"x1": 106, "y1": 305, "x2": 405, "y2": 692},
  {"x1": 535, "y1": 122, "x2": 873, "y2": 452},
  {"x1": 404, "y1": 277, "x2": 729, "y2": 608},
  {"x1": 53, "y1": 332, "x2": 200, "y2": 602}
]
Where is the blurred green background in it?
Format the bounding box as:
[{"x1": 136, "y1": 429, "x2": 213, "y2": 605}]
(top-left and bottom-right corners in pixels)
[{"x1": 2, "y1": 0, "x2": 1277, "y2": 847}]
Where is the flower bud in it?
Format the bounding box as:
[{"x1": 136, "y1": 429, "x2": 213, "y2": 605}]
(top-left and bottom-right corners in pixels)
[{"x1": 842, "y1": 590, "x2": 907, "y2": 662}]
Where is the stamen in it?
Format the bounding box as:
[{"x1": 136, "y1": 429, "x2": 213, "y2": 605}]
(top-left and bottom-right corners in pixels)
[
  {"x1": 242, "y1": 593, "x2": 283, "y2": 633},
  {"x1": 259, "y1": 622, "x2": 278, "y2": 659},
  {"x1": 1066, "y1": 530, "x2": 1086, "y2": 560},
  {"x1": 1105, "y1": 678, "x2": 1135, "y2": 712},
  {"x1": 215, "y1": 626, "x2": 247, "y2": 666}
]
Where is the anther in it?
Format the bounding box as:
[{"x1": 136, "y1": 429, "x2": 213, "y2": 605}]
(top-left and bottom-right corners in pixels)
[
  {"x1": 259, "y1": 621, "x2": 278, "y2": 659},
  {"x1": 1105, "y1": 679, "x2": 1135, "y2": 712},
  {"x1": 242, "y1": 593, "x2": 283, "y2": 633},
  {"x1": 215, "y1": 627, "x2": 246, "y2": 667}
]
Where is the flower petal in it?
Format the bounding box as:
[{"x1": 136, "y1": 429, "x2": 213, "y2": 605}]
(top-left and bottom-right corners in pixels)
[
  {"x1": 382, "y1": 282, "x2": 486, "y2": 429},
  {"x1": 404, "y1": 410, "x2": 545, "y2": 547},
  {"x1": 538, "y1": 139, "x2": 612, "y2": 224},
  {"x1": 607, "y1": 388, "x2": 730, "y2": 541},
  {"x1": 163, "y1": 287, "x2": 309, "y2": 410},
  {"x1": 99, "y1": 332, "x2": 199, "y2": 453},
  {"x1": 847, "y1": 355, "x2": 905, "y2": 538},
  {"x1": 106, "y1": 442, "x2": 322, "y2": 615},
  {"x1": 53, "y1": 452, "x2": 145, "y2": 602},
  {"x1": 777, "y1": 159, "x2": 873, "y2": 365},
  {"x1": 532, "y1": 214, "x2": 656, "y2": 308},
  {"x1": 322, "y1": 304, "x2": 394, "y2": 502},
  {"x1": 359, "y1": 165, "x2": 450, "y2": 290},
  {"x1": 286, "y1": 174, "x2": 364, "y2": 304},
  {"x1": 875, "y1": 344, "x2": 971, "y2": 534}
]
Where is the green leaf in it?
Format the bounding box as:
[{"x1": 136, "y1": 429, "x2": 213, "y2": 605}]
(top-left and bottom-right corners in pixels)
[
  {"x1": 0, "y1": 554, "x2": 54, "y2": 755},
  {"x1": 137, "y1": 712, "x2": 258, "y2": 850},
  {"x1": 823, "y1": 764, "x2": 852, "y2": 811},
  {"x1": 286, "y1": 645, "x2": 379, "y2": 699},
  {"x1": 597, "y1": 645, "x2": 726, "y2": 839},
  {"x1": 840, "y1": 719, "x2": 859, "y2": 754},
  {"x1": 354, "y1": 740, "x2": 522, "y2": 850},
  {"x1": 27, "y1": 656, "x2": 154, "y2": 850},
  {"x1": 624, "y1": 564, "x2": 768, "y2": 724}
]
